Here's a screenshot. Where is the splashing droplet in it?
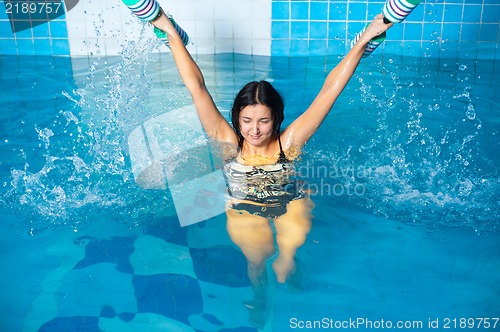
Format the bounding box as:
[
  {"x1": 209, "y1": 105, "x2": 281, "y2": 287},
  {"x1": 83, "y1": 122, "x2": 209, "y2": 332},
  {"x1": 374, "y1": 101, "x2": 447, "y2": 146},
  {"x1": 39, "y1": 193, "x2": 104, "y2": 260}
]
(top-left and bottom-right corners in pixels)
[{"x1": 466, "y1": 104, "x2": 476, "y2": 120}]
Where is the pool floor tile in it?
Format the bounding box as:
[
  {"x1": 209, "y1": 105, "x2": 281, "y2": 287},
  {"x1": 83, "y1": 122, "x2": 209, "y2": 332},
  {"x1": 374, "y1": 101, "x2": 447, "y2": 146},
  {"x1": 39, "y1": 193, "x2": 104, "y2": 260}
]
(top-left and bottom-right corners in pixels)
[
  {"x1": 132, "y1": 273, "x2": 203, "y2": 326},
  {"x1": 190, "y1": 246, "x2": 250, "y2": 287},
  {"x1": 130, "y1": 235, "x2": 196, "y2": 278},
  {"x1": 73, "y1": 236, "x2": 136, "y2": 274}
]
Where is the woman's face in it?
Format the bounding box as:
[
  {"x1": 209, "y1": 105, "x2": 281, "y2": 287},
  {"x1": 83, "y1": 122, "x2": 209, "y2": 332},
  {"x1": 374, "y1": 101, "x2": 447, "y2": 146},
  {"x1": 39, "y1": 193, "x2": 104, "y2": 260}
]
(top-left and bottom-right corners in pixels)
[{"x1": 239, "y1": 104, "x2": 274, "y2": 147}]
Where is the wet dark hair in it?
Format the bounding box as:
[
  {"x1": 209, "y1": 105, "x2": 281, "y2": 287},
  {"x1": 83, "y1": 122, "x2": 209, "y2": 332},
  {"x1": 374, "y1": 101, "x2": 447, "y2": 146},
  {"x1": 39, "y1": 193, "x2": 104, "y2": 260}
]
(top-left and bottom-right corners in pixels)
[{"x1": 231, "y1": 80, "x2": 284, "y2": 148}]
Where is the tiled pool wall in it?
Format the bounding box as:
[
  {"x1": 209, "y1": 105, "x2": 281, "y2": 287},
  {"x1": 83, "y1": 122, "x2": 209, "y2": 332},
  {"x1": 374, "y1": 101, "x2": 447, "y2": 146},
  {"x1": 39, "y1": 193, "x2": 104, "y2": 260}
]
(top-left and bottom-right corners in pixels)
[
  {"x1": 271, "y1": 0, "x2": 500, "y2": 58},
  {"x1": 0, "y1": 0, "x2": 499, "y2": 58}
]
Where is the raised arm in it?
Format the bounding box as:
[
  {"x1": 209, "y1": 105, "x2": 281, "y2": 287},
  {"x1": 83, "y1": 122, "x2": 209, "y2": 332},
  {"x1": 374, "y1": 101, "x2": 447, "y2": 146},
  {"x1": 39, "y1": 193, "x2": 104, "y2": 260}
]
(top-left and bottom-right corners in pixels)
[
  {"x1": 151, "y1": 12, "x2": 237, "y2": 144},
  {"x1": 281, "y1": 14, "x2": 392, "y2": 150}
]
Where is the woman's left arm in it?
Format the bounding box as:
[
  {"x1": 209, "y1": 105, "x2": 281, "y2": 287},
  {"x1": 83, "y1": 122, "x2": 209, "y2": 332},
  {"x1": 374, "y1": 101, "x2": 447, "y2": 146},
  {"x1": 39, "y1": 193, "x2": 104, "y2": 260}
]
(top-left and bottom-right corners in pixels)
[{"x1": 281, "y1": 14, "x2": 392, "y2": 150}]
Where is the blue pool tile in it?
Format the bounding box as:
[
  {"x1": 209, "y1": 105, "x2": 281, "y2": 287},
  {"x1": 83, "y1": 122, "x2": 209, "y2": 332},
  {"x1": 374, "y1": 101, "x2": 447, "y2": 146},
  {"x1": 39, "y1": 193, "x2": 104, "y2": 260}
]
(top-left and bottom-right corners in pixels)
[
  {"x1": 190, "y1": 246, "x2": 250, "y2": 287},
  {"x1": 348, "y1": 2, "x2": 367, "y2": 21},
  {"x1": 461, "y1": 23, "x2": 481, "y2": 42},
  {"x1": 34, "y1": 38, "x2": 52, "y2": 55},
  {"x1": 482, "y1": 5, "x2": 500, "y2": 23},
  {"x1": 32, "y1": 23, "x2": 50, "y2": 38},
  {"x1": 100, "y1": 305, "x2": 116, "y2": 318},
  {"x1": 200, "y1": 312, "x2": 223, "y2": 326},
  {"x1": 443, "y1": 4, "x2": 463, "y2": 23},
  {"x1": 0, "y1": 20, "x2": 15, "y2": 37},
  {"x1": 384, "y1": 41, "x2": 403, "y2": 56},
  {"x1": 462, "y1": 5, "x2": 482, "y2": 23},
  {"x1": 73, "y1": 236, "x2": 136, "y2": 274},
  {"x1": 329, "y1": 3, "x2": 347, "y2": 21},
  {"x1": 143, "y1": 217, "x2": 188, "y2": 246},
  {"x1": 442, "y1": 23, "x2": 461, "y2": 41},
  {"x1": 290, "y1": 39, "x2": 309, "y2": 56},
  {"x1": 458, "y1": 42, "x2": 478, "y2": 59},
  {"x1": 14, "y1": 27, "x2": 32, "y2": 38},
  {"x1": 477, "y1": 42, "x2": 497, "y2": 60},
  {"x1": 347, "y1": 22, "x2": 366, "y2": 39},
  {"x1": 118, "y1": 312, "x2": 136, "y2": 321},
  {"x1": 328, "y1": 21, "x2": 346, "y2": 40},
  {"x1": 439, "y1": 44, "x2": 459, "y2": 59},
  {"x1": 291, "y1": 2, "x2": 309, "y2": 20},
  {"x1": 421, "y1": 41, "x2": 440, "y2": 58},
  {"x1": 327, "y1": 38, "x2": 347, "y2": 55},
  {"x1": 0, "y1": 3, "x2": 7, "y2": 19},
  {"x1": 386, "y1": 23, "x2": 404, "y2": 41},
  {"x1": 272, "y1": 1, "x2": 289, "y2": 20},
  {"x1": 38, "y1": 316, "x2": 101, "y2": 332},
  {"x1": 423, "y1": 22, "x2": 442, "y2": 41},
  {"x1": 404, "y1": 23, "x2": 423, "y2": 41},
  {"x1": 58, "y1": 263, "x2": 137, "y2": 317},
  {"x1": 272, "y1": 21, "x2": 289, "y2": 39},
  {"x1": 133, "y1": 273, "x2": 203, "y2": 325},
  {"x1": 310, "y1": 21, "x2": 327, "y2": 39},
  {"x1": 402, "y1": 41, "x2": 422, "y2": 57},
  {"x1": 51, "y1": 38, "x2": 70, "y2": 55},
  {"x1": 16, "y1": 39, "x2": 35, "y2": 55},
  {"x1": 368, "y1": 3, "x2": 383, "y2": 19},
  {"x1": 271, "y1": 39, "x2": 290, "y2": 56},
  {"x1": 479, "y1": 24, "x2": 499, "y2": 42},
  {"x1": 291, "y1": 21, "x2": 308, "y2": 38},
  {"x1": 309, "y1": 39, "x2": 327, "y2": 56},
  {"x1": 0, "y1": 39, "x2": 15, "y2": 55},
  {"x1": 49, "y1": 20, "x2": 68, "y2": 38},
  {"x1": 220, "y1": 327, "x2": 259, "y2": 332},
  {"x1": 424, "y1": 3, "x2": 443, "y2": 23},
  {"x1": 310, "y1": 2, "x2": 328, "y2": 21}
]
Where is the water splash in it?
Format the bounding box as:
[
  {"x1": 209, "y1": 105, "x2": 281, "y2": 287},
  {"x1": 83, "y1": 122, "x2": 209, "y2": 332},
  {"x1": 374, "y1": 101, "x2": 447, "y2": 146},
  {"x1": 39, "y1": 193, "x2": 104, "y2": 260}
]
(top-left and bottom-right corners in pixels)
[
  {"x1": 4, "y1": 37, "x2": 178, "y2": 232},
  {"x1": 302, "y1": 59, "x2": 499, "y2": 232}
]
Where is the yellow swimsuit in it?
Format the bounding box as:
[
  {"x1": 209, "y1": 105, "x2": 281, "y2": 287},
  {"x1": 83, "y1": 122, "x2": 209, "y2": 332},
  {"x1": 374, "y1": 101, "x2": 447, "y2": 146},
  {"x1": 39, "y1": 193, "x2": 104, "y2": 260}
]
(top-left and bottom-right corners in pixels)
[{"x1": 222, "y1": 137, "x2": 306, "y2": 219}]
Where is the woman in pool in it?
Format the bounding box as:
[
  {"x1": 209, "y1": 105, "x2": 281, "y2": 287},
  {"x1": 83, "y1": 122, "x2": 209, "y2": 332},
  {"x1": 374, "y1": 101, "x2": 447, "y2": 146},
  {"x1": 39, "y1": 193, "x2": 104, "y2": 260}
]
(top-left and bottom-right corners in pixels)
[{"x1": 149, "y1": 8, "x2": 392, "y2": 298}]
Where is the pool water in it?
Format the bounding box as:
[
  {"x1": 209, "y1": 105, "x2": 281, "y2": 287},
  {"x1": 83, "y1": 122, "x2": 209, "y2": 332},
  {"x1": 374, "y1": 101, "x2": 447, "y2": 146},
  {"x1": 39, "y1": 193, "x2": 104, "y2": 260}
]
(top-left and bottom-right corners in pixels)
[{"x1": 0, "y1": 47, "x2": 499, "y2": 331}]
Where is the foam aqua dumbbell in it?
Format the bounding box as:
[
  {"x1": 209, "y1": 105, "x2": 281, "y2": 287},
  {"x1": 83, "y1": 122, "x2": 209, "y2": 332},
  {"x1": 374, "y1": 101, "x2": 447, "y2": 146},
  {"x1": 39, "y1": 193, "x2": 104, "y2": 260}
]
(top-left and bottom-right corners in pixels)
[
  {"x1": 153, "y1": 18, "x2": 189, "y2": 48},
  {"x1": 122, "y1": 0, "x2": 189, "y2": 48},
  {"x1": 122, "y1": 0, "x2": 161, "y2": 22},
  {"x1": 350, "y1": 27, "x2": 387, "y2": 58},
  {"x1": 383, "y1": 0, "x2": 422, "y2": 24},
  {"x1": 351, "y1": 0, "x2": 422, "y2": 57}
]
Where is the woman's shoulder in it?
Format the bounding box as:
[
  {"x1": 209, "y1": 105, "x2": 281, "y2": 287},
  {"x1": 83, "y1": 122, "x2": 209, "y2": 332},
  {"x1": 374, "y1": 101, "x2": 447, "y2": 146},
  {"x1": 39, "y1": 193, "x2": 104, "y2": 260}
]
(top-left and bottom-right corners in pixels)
[
  {"x1": 213, "y1": 140, "x2": 239, "y2": 161},
  {"x1": 283, "y1": 145, "x2": 302, "y2": 162},
  {"x1": 278, "y1": 131, "x2": 302, "y2": 162}
]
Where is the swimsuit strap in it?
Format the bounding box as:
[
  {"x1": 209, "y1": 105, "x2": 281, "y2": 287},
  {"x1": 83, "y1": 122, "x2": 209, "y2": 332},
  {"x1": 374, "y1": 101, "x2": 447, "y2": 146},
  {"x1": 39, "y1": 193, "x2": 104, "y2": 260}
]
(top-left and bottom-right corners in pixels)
[{"x1": 277, "y1": 135, "x2": 290, "y2": 163}]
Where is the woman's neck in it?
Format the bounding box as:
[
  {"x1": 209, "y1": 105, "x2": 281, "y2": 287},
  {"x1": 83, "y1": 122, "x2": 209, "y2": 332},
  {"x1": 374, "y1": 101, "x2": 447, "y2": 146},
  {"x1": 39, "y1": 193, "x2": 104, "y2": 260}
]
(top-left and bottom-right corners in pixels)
[{"x1": 241, "y1": 134, "x2": 280, "y2": 158}]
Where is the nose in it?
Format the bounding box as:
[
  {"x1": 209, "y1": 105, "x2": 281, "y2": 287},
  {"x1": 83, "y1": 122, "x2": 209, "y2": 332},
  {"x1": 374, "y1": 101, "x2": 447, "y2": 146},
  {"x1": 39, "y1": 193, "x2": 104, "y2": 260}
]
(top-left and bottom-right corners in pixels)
[{"x1": 251, "y1": 122, "x2": 260, "y2": 134}]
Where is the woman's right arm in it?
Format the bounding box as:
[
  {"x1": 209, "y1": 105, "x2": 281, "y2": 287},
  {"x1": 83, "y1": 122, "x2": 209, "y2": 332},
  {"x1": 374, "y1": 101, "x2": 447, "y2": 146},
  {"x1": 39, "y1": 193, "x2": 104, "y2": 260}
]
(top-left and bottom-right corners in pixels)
[{"x1": 151, "y1": 12, "x2": 237, "y2": 144}]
